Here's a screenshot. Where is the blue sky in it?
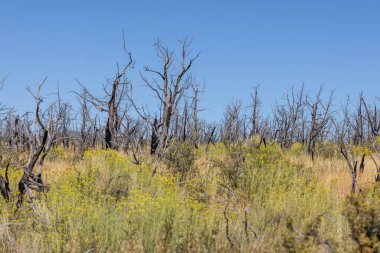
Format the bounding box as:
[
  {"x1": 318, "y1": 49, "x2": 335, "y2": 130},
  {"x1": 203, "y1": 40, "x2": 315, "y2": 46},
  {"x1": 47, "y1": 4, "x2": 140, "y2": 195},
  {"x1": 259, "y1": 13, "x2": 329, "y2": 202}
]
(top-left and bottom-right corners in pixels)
[{"x1": 0, "y1": 1, "x2": 379, "y2": 121}]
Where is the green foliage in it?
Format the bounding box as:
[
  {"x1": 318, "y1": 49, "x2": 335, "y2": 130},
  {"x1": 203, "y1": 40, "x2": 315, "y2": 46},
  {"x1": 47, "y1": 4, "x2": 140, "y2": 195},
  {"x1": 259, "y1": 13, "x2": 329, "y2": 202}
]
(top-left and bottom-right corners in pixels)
[
  {"x1": 344, "y1": 185, "x2": 380, "y2": 253},
  {"x1": 289, "y1": 142, "x2": 305, "y2": 156},
  {"x1": 250, "y1": 134, "x2": 262, "y2": 147},
  {"x1": 165, "y1": 141, "x2": 196, "y2": 179},
  {"x1": 376, "y1": 136, "x2": 380, "y2": 149},
  {"x1": 47, "y1": 146, "x2": 65, "y2": 161},
  {"x1": 183, "y1": 177, "x2": 212, "y2": 204},
  {"x1": 216, "y1": 142, "x2": 281, "y2": 190},
  {"x1": 283, "y1": 216, "x2": 337, "y2": 253},
  {"x1": 217, "y1": 145, "x2": 246, "y2": 189},
  {"x1": 315, "y1": 141, "x2": 338, "y2": 159}
]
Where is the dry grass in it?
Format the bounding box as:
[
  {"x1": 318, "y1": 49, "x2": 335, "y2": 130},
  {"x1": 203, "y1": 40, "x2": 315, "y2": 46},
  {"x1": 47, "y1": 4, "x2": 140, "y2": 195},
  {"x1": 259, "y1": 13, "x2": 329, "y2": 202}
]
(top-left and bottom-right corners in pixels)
[{"x1": 289, "y1": 154, "x2": 378, "y2": 197}]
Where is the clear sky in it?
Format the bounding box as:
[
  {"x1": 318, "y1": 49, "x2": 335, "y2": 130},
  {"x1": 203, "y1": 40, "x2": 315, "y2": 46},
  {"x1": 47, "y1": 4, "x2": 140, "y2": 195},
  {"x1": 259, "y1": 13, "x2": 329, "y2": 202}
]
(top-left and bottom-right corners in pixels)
[{"x1": 0, "y1": 1, "x2": 379, "y2": 121}]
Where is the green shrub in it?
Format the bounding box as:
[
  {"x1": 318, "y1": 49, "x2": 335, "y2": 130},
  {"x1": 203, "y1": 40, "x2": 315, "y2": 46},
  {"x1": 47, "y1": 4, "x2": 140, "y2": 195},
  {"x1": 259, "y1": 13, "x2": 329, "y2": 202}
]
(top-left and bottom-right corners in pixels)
[
  {"x1": 217, "y1": 142, "x2": 284, "y2": 191},
  {"x1": 283, "y1": 216, "x2": 336, "y2": 253},
  {"x1": 165, "y1": 141, "x2": 196, "y2": 179},
  {"x1": 344, "y1": 184, "x2": 380, "y2": 252},
  {"x1": 374, "y1": 136, "x2": 380, "y2": 152},
  {"x1": 315, "y1": 141, "x2": 338, "y2": 159},
  {"x1": 289, "y1": 142, "x2": 305, "y2": 156},
  {"x1": 47, "y1": 146, "x2": 65, "y2": 161},
  {"x1": 217, "y1": 146, "x2": 246, "y2": 189}
]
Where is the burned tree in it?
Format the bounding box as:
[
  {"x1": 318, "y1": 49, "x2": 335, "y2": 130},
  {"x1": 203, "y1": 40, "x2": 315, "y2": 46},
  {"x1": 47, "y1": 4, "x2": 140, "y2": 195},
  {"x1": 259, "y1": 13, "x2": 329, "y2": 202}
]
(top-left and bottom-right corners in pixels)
[
  {"x1": 191, "y1": 83, "x2": 201, "y2": 147},
  {"x1": 0, "y1": 164, "x2": 10, "y2": 201},
  {"x1": 17, "y1": 82, "x2": 59, "y2": 206},
  {"x1": 361, "y1": 96, "x2": 380, "y2": 138},
  {"x1": 222, "y1": 101, "x2": 245, "y2": 144},
  {"x1": 77, "y1": 44, "x2": 134, "y2": 150},
  {"x1": 305, "y1": 88, "x2": 334, "y2": 160},
  {"x1": 150, "y1": 117, "x2": 161, "y2": 155},
  {"x1": 249, "y1": 86, "x2": 270, "y2": 148},
  {"x1": 361, "y1": 96, "x2": 380, "y2": 180},
  {"x1": 77, "y1": 88, "x2": 91, "y2": 150},
  {"x1": 141, "y1": 37, "x2": 199, "y2": 153},
  {"x1": 250, "y1": 85, "x2": 261, "y2": 137},
  {"x1": 334, "y1": 99, "x2": 365, "y2": 193},
  {"x1": 273, "y1": 86, "x2": 306, "y2": 149},
  {"x1": 353, "y1": 93, "x2": 365, "y2": 145},
  {"x1": 57, "y1": 92, "x2": 73, "y2": 149},
  {"x1": 204, "y1": 122, "x2": 218, "y2": 153}
]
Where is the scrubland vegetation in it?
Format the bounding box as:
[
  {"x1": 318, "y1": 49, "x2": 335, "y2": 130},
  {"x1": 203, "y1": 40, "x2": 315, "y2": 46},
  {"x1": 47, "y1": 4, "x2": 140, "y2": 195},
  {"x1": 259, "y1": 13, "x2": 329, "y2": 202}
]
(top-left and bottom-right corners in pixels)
[
  {"x1": 0, "y1": 141, "x2": 379, "y2": 252},
  {"x1": 0, "y1": 38, "x2": 379, "y2": 252}
]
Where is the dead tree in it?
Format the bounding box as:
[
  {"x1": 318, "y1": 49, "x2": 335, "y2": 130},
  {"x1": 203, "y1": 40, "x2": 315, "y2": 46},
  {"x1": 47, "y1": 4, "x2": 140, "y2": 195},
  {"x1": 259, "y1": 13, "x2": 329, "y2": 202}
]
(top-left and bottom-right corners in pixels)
[
  {"x1": 259, "y1": 118, "x2": 270, "y2": 147},
  {"x1": 77, "y1": 43, "x2": 133, "y2": 150},
  {"x1": 353, "y1": 93, "x2": 365, "y2": 145},
  {"x1": 0, "y1": 164, "x2": 10, "y2": 201},
  {"x1": 0, "y1": 76, "x2": 10, "y2": 115},
  {"x1": 0, "y1": 80, "x2": 13, "y2": 200},
  {"x1": 74, "y1": 88, "x2": 101, "y2": 151},
  {"x1": 305, "y1": 88, "x2": 334, "y2": 160},
  {"x1": 361, "y1": 96, "x2": 380, "y2": 138},
  {"x1": 334, "y1": 99, "x2": 365, "y2": 193},
  {"x1": 93, "y1": 116, "x2": 102, "y2": 149},
  {"x1": 242, "y1": 114, "x2": 249, "y2": 140},
  {"x1": 126, "y1": 90, "x2": 159, "y2": 155},
  {"x1": 0, "y1": 77, "x2": 13, "y2": 138},
  {"x1": 121, "y1": 119, "x2": 147, "y2": 165},
  {"x1": 273, "y1": 85, "x2": 306, "y2": 149},
  {"x1": 181, "y1": 99, "x2": 189, "y2": 141},
  {"x1": 250, "y1": 85, "x2": 261, "y2": 137},
  {"x1": 360, "y1": 96, "x2": 380, "y2": 180},
  {"x1": 205, "y1": 123, "x2": 217, "y2": 153},
  {"x1": 150, "y1": 117, "x2": 160, "y2": 155},
  {"x1": 8, "y1": 115, "x2": 21, "y2": 152},
  {"x1": 141, "y1": 37, "x2": 199, "y2": 153},
  {"x1": 249, "y1": 86, "x2": 270, "y2": 148},
  {"x1": 222, "y1": 101, "x2": 244, "y2": 144},
  {"x1": 368, "y1": 139, "x2": 380, "y2": 181},
  {"x1": 77, "y1": 88, "x2": 90, "y2": 150},
  {"x1": 57, "y1": 89, "x2": 73, "y2": 149},
  {"x1": 17, "y1": 82, "x2": 58, "y2": 207},
  {"x1": 190, "y1": 82, "x2": 204, "y2": 148}
]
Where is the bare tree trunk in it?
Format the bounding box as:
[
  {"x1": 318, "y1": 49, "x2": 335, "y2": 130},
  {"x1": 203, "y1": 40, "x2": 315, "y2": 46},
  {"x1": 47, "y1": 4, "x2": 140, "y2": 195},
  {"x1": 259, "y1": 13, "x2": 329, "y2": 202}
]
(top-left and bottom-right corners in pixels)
[
  {"x1": 251, "y1": 86, "x2": 260, "y2": 137},
  {"x1": 151, "y1": 117, "x2": 160, "y2": 155},
  {"x1": 192, "y1": 84, "x2": 200, "y2": 147}
]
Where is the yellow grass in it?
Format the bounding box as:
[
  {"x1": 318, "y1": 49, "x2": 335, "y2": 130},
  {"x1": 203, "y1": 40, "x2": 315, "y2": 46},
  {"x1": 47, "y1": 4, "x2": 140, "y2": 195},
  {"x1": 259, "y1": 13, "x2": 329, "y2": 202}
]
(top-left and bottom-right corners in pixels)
[{"x1": 288, "y1": 153, "x2": 378, "y2": 197}]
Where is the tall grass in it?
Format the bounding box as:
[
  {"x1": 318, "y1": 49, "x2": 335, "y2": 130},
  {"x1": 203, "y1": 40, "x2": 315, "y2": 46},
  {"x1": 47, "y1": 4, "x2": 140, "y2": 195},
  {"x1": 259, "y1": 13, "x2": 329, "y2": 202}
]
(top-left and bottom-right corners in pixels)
[{"x1": 0, "y1": 142, "x2": 377, "y2": 252}]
